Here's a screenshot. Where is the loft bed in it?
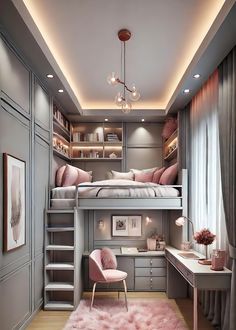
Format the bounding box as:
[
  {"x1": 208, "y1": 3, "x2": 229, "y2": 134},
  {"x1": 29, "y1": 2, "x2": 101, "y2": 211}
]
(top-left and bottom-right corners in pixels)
[{"x1": 50, "y1": 169, "x2": 188, "y2": 211}]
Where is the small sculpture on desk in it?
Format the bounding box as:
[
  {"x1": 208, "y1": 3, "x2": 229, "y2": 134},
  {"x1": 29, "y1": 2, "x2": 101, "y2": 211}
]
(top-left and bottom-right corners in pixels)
[{"x1": 147, "y1": 230, "x2": 165, "y2": 251}]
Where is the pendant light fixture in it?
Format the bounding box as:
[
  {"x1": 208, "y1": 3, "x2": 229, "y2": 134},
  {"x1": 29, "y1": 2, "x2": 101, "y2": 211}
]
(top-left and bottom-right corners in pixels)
[{"x1": 107, "y1": 29, "x2": 140, "y2": 114}]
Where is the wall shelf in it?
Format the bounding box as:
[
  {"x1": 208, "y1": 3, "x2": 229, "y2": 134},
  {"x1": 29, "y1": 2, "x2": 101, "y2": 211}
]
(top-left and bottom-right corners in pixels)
[
  {"x1": 53, "y1": 148, "x2": 70, "y2": 161},
  {"x1": 163, "y1": 129, "x2": 178, "y2": 162}
]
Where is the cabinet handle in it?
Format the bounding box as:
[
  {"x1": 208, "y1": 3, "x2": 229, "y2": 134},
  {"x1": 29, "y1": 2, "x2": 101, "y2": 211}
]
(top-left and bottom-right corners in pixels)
[
  {"x1": 150, "y1": 260, "x2": 153, "y2": 265},
  {"x1": 150, "y1": 278, "x2": 153, "y2": 282},
  {"x1": 150, "y1": 269, "x2": 152, "y2": 274}
]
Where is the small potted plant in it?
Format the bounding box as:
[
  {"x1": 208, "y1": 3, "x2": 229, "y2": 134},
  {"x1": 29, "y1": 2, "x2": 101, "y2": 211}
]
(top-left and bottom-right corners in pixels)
[{"x1": 193, "y1": 228, "x2": 216, "y2": 264}]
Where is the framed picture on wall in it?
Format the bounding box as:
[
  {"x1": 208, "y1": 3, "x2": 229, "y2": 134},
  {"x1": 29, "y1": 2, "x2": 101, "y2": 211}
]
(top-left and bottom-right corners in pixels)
[
  {"x1": 3, "y1": 153, "x2": 26, "y2": 252},
  {"x1": 112, "y1": 215, "x2": 142, "y2": 236}
]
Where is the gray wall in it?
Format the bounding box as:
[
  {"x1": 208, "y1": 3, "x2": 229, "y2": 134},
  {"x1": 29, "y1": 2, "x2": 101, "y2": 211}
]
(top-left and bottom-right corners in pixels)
[
  {"x1": 0, "y1": 35, "x2": 51, "y2": 329},
  {"x1": 70, "y1": 122, "x2": 164, "y2": 181}
]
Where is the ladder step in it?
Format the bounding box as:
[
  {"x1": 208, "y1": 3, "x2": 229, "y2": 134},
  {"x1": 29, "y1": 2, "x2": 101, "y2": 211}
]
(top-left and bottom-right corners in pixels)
[
  {"x1": 45, "y1": 263, "x2": 74, "y2": 270},
  {"x1": 46, "y1": 245, "x2": 74, "y2": 251},
  {"x1": 44, "y1": 301, "x2": 74, "y2": 310},
  {"x1": 45, "y1": 282, "x2": 74, "y2": 291},
  {"x1": 46, "y1": 227, "x2": 74, "y2": 232},
  {"x1": 46, "y1": 209, "x2": 74, "y2": 214}
]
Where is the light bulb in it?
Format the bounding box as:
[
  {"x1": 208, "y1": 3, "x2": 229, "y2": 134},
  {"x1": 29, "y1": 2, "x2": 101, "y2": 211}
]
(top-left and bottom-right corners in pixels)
[
  {"x1": 122, "y1": 100, "x2": 132, "y2": 114},
  {"x1": 107, "y1": 72, "x2": 118, "y2": 85},
  {"x1": 130, "y1": 84, "x2": 140, "y2": 101},
  {"x1": 115, "y1": 92, "x2": 124, "y2": 107}
]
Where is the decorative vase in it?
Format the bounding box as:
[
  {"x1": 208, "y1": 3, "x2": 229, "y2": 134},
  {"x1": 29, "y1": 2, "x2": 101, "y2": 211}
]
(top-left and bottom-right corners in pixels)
[
  {"x1": 205, "y1": 244, "x2": 209, "y2": 260},
  {"x1": 147, "y1": 238, "x2": 156, "y2": 251},
  {"x1": 198, "y1": 244, "x2": 212, "y2": 265}
]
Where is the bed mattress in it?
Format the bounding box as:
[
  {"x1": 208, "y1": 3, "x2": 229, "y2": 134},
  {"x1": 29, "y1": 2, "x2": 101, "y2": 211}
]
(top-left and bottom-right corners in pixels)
[{"x1": 51, "y1": 179, "x2": 180, "y2": 199}]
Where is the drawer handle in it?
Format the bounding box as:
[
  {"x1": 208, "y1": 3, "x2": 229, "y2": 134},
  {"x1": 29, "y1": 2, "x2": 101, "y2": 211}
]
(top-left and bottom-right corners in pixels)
[
  {"x1": 150, "y1": 285, "x2": 153, "y2": 289},
  {"x1": 150, "y1": 278, "x2": 153, "y2": 282},
  {"x1": 150, "y1": 269, "x2": 153, "y2": 274},
  {"x1": 150, "y1": 260, "x2": 153, "y2": 265}
]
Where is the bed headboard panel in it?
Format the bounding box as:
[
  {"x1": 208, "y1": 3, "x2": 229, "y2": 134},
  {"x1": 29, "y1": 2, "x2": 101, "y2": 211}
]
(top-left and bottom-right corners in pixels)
[{"x1": 71, "y1": 160, "x2": 122, "y2": 182}]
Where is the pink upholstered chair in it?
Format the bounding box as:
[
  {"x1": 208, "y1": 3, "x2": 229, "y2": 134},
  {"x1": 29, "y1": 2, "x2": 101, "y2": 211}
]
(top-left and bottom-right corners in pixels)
[{"x1": 89, "y1": 249, "x2": 128, "y2": 311}]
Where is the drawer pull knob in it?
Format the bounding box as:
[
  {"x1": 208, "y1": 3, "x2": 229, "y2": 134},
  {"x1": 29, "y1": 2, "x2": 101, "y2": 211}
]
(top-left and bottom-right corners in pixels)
[
  {"x1": 150, "y1": 270, "x2": 152, "y2": 274},
  {"x1": 150, "y1": 260, "x2": 153, "y2": 265},
  {"x1": 150, "y1": 278, "x2": 153, "y2": 282}
]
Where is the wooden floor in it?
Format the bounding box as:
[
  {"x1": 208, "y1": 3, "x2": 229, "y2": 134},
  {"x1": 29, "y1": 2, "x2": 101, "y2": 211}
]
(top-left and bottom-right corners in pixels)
[{"x1": 27, "y1": 292, "x2": 213, "y2": 330}]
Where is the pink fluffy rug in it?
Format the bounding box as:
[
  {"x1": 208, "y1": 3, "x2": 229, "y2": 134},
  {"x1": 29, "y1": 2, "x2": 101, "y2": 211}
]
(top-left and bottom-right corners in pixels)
[{"x1": 64, "y1": 299, "x2": 188, "y2": 330}]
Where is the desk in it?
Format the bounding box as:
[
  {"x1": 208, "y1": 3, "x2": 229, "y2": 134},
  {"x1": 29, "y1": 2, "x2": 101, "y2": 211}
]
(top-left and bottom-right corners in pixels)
[{"x1": 165, "y1": 246, "x2": 231, "y2": 330}]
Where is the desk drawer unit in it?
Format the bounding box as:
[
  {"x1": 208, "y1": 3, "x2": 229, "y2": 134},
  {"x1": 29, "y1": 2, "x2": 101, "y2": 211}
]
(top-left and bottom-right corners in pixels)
[{"x1": 135, "y1": 257, "x2": 166, "y2": 291}]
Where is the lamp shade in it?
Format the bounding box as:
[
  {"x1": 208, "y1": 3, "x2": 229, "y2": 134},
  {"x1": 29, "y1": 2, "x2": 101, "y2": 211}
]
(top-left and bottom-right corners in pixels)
[{"x1": 175, "y1": 216, "x2": 195, "y2": 237}]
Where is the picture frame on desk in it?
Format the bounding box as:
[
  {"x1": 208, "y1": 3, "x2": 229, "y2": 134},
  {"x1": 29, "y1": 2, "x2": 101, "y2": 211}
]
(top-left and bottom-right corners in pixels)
[
  {"x1": 112, "y1": 215, "x2": 142, "y2": 237},
  {"x1": 3, "y1": 153, "x2": 26, "y2": 252}
]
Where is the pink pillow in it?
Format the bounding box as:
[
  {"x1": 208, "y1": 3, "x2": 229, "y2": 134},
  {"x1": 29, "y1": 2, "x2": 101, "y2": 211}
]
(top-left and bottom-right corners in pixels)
[
  {"x1": 55, "y1": 165, "x2": 66, "y2": 187},
  {"x1": 152, "y1": 167, "x2": 166, "y2": 184},
  {"x1": 159, "y1": 163, "x2": 178, "y2": 185},
  {"x1": 62, "y1": 164, "x2": 92, "y2": 187},
  {"x1": 135, "y1": 171, "x2": 154, "y2": 182},
  {"x1": 75, "y1": 167, "x2": 92, "y2": 185},
  {"x1": 162, "y1": 117, "x2": 177, "y2": 140},
  {"x1": 101, "y1": 247, "x2": 117, "y2": 269}
]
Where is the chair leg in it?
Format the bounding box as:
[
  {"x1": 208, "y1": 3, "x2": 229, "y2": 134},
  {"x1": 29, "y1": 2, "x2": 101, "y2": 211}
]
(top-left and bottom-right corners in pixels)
[
  {"x1": 90, "y1": 282, "x2": 97, "y2": 311},
  {"x1": 123, "y1": 279, "x2": 128, "y2": 311}
]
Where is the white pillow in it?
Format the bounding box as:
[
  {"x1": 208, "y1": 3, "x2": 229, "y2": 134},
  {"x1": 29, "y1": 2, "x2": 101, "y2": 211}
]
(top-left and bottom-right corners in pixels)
[
  {"x1": 130, "y1": 167, "x2": 158, "y2": 175},
  {"x1": 108, "y1": 170, "x2": 134, "y2": 180}
]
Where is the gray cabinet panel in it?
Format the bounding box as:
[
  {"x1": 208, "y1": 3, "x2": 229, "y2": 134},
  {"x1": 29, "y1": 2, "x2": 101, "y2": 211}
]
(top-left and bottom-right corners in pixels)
[
  {"x1": 0, "y1": 107, "x2": 30, "y2": 275},
  {"x1": 34, "y1": 255, "x2": 44, "y2": 309},
  {"x1": 135, "y1": 276, "x2": 166, "y2": 291},
  {"x1": 135, "y1": 267, "x2": 166, "y2": 277},
  {"x1": 34, "y1": 136, "x2": 50, "y2": 255},
  {"x1": 34, "y1": 81, "x2": 50, "y2": 129},
  {"x1": 135, "y1": 257, "x2": 166, "y2": 268},
  {"x1": 126, "y1": 123, "x2": 163, "y2": 146},
  {"x1": 0, "y1": 37, "x2": 30, "y2": 112},
  {"x1": 126, "y1": 147, "x2": 163, "y2": 170},
  {"x1": 0, "y1": 265, "x2": 31, "y2": 330}
]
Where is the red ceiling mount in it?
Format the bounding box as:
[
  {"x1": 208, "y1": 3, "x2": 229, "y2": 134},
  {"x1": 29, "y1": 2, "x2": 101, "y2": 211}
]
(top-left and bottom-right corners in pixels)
[{"x1": 118, "y1": 29, "x2": 131, "y2": 42}]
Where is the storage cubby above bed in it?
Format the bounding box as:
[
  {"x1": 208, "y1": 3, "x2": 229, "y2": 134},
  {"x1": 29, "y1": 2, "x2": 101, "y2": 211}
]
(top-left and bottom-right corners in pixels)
[
  {"x1": 70, "y1": 122, "x2": 123, "y2": 160},
  {"x1": 53, "y1": 103, "x2": 71, "y2": 161}
]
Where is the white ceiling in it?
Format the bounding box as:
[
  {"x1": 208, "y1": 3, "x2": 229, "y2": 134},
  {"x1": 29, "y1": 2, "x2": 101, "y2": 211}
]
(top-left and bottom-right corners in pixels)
[{"x1": 13, "y1": 0, "x2": 234, "y2": 114}]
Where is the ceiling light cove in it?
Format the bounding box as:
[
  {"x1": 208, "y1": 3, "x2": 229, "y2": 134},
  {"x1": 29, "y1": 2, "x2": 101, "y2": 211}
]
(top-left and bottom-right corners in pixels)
[{"x1": 19, "y1": 0, "x2": 226, "y2": 112}]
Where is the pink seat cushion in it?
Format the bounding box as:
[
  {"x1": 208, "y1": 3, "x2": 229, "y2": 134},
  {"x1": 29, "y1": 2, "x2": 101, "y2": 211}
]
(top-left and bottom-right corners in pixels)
[
  {"x1": 55, "y1": 165, "x2": 66, "y2": 187},
  {"x1": 101, "y1": 247, "x2": 117, "y2": 269},
  {"x1": 103, "y1": 269, "x2": 127, "y2": 282},
  {"x1": 159, "y1": 163, "x2": 178, "y2": 185},
  {"x1": 152, "y1": 167, "x2": 166, "y2": 184},
  {"x1": 62, "y1": 164, "x2": 92, "y2": 187}
]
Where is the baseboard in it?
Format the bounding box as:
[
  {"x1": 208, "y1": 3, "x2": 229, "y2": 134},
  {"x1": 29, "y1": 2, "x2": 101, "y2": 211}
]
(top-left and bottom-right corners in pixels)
[{"x1": 18, "y1": 300, "x2": 43, "y2": 330}]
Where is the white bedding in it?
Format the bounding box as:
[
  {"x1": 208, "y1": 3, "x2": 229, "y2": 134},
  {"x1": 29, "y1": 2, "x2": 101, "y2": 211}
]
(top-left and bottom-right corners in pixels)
[{"x1": 52, "y1": 179, "x2": 180, "y2": 199}]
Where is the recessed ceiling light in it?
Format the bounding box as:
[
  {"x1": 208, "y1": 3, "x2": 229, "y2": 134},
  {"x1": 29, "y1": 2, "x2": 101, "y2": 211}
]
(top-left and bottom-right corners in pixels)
[
  {"x1": 141, "y1": 119, "x2": 145, "y2": 122},
  {"x1": 183, "y1": 89, "x2": 190, "y2": 94},
  {"x1": 46, "y1": 74, "x2": 54, "y2": 78},
  {"x1": 193, "y1": 74, "x2": 201, "y2": 79},
  {"x1": 105, "y1": 118, "x2": 108, "y2": 122},
  {"x1": 58, "y1": 89, "x2": 64, "y2": 93}
]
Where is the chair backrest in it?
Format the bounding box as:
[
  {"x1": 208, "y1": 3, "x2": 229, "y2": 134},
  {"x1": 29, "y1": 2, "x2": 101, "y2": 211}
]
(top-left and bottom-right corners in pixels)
[{"x1": 89, "y1": 249, "x2": 106, "y2": 282}]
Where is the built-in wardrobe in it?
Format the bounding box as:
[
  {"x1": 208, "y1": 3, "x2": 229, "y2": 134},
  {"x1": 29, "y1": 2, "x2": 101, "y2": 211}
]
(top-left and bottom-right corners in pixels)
[{"x1": 0, "y1": 33, "x2": 51, "y2": 329}]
